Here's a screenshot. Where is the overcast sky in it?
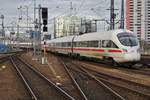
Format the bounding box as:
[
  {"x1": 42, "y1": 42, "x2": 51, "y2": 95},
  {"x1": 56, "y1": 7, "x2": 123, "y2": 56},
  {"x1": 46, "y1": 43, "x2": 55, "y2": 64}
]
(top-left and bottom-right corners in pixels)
[{"x1": 0, "y1": 0, "x2": 121, "y2": 32}]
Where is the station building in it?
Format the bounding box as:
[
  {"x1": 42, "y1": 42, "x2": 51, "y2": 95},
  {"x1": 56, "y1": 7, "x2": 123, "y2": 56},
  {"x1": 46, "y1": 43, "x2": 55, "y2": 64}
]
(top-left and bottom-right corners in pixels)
[{"x1": 54, "y1": 16, "x2": 97, "y2": 38}]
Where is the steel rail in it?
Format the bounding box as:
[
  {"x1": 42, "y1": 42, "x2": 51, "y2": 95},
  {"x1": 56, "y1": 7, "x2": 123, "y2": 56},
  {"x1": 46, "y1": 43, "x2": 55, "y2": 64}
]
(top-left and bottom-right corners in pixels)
[
  {"x1": 70, "y1": 61, "x2": 126, "y2": 100},
  {"x1": 18, "y1": 57, "x2": 75, "y2": 100},
  {"x1": 60, "y1": 58, "x2": 88, "y2": 100},
  {"x1": 80, "y1": 67, "x2": 125, "y2": 100},
  {"x1": 10, "y1": 57, "x2": 38, "y2": 100},
  {"x1": 76, "y1": 62, "x2": 150, "y2": 97},
  {"x1": 60, "y1": 57, "x2": 126, "y2": 100},
  {"x1": 75, "y1": 61, "x2": 150, "y2": 97},
  {"x1": 0, "y1": 56, "x2": 10, "y2": 63},
  {"x1": 0, "y1": 50, "x2": 25, "y2": 63}
]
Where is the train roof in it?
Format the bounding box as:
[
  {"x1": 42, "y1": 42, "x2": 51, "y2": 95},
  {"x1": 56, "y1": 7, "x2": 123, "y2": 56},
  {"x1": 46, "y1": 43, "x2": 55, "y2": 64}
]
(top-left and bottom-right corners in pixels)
[
  {"x1": 74, "y1": 29, "x2": 132, "y2": 41},
  {"x1": 47, "y1": 35, "x2": 75, "y2": 43},
  {"x1": 47, "y1": 29, "x2": 132, "y2": 43}
]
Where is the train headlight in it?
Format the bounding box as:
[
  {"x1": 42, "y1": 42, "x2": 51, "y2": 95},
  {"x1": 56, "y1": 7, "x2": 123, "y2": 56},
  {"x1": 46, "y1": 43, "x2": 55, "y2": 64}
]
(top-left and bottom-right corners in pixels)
[{"x1": 122, "y1": 49, "x2": 128, "y2": 53}]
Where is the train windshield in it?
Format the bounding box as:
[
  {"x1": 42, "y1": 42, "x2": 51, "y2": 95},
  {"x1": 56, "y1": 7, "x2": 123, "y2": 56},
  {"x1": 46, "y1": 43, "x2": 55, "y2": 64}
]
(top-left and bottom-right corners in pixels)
[{"x1": 117, "y1": 32, "x2": 138, "y2": 46}]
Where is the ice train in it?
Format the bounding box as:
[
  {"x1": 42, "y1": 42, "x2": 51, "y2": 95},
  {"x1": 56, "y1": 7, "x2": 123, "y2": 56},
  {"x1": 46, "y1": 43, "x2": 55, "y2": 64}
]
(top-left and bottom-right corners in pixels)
[
  {"x1": 44, "y1": 29, "x2": 141, "y2": 64},
  {"x1": 15, "y1": 29, "x2": 141, "y2": 64}
]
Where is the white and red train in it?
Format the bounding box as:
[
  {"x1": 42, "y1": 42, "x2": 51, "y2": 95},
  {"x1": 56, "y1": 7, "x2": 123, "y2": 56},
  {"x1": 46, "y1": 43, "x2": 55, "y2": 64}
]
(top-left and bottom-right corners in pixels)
[
  {"x1": 16, "y1": 29, "x2": 141, "y2": 64},
  {"x1": 44, "y1": 29, "x2": 141, "y2": 64}
]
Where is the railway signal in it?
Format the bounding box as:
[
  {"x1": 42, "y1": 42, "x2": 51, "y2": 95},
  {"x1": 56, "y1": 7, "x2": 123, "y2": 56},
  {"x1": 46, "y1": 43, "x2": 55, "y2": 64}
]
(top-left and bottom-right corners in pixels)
[{"x1": 42, "y1": 8, "x2": 48, "y2": 32}]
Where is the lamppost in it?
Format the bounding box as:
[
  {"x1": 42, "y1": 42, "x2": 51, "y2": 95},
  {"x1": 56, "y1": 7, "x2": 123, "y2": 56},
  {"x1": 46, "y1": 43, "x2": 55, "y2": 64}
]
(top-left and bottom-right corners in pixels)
[
  {"x1": 16, "y1": 6, "x2": 22, "y2": 50},
  {"x1": 22, "y1": 5, "x2": 30, "y2": 52},
  {"x1": 23, "y1": 5, "x2": 29, "y2": 32}
]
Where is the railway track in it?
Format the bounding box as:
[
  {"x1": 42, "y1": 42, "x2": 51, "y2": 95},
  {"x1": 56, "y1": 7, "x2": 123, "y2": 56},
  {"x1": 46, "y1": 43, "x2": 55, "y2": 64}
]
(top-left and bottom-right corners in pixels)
[
  {"x1": 70, "y1": 55, "x2": 150, "y2": 78},
  {"x1": 21, "y1": 52, "x2": 90, "y2": 100},
  {"x1": 10, "y1": 56, "x2": 75, "y2": 100},
  {"x1": 0, "y1": 50, "x2": 25, "y2": 63},
  {"x1": 58, "y1": 57, "x2": 88, "y2": 100},
  {"x1": 0, "y1": 56, "x2": 10, "y2": 63},
  {"x1": 71, "y1": 60, "x2": 150, "y2": 100},
  {"x1": 60, "y1": 57, "x2": 125, "y2": 100},
  {"x1": 141, "y1": 55, "x2": 150, "y2": 67},
  {"x1": 120, "y1": 67, "x2": 150, "y2": 76}
]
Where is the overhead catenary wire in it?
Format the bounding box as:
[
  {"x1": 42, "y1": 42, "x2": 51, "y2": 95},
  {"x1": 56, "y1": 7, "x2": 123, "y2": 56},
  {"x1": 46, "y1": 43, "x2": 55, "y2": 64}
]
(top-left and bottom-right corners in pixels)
[{"x1": 74, "y1": 0, "x2": 85, "y2": 15}]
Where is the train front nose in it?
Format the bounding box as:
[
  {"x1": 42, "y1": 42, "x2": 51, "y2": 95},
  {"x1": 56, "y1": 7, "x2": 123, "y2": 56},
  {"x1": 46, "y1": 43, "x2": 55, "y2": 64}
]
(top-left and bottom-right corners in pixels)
[{"x1": 124, "y1": 49, "x2": 141, "y2": 62}]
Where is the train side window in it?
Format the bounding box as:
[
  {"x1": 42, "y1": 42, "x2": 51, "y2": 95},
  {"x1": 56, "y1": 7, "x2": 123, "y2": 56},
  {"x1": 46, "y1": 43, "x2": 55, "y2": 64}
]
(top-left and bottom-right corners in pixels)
[
  {"x1": 55, "y1": 43, "x2": 57, "y2": 47},
  {"x1": 73, "y1": 42, "x2": 77, "y2": 47},
  {"x1": 76, "y1": 42, "x2": 79, "y2": 47},
  {"x1": 55, "y1": 43, "x2": 57, "y2": 46},
  {"x1": 111, "y1": 41, "x2": 119, "y2": 48},
  {"x1": 67, "y1": 42, "x2": 71, "y2": 47},
  {"x1": 65, "y1": 42, "x2": 67, "y2": 47},
  {"x1": 83, "y1": 41, "x2": 88, "y2": 47},
  {"x1": 99, "y1": 40, "x2": 101, "y2": 47},
  {"x1": 60, "y1": 42, "x2": 64, "y2": 47},
  {"x1": 76, "y1": 42, "x2": 80, "y2": 47},
  {"x1": 102, "y1": 40, "x2": 118, "y2": 48},
  {"x1": 102, "y1": 40, "x2": 110, "y2": 48},
  {"x1": 88, "y1": 41, "x2": 98, "y2": 47},
  {"x1": 59, "y1": 43, "x2": 62, "y2": 47},
  {"x1": 102, "y1": 40, "x2": 105, "y2": 47},
  {"x1": 61, "y1": 42, "x2": 65, "y2": 47},
  {"x1": 56, "y1": 43, "x2": 58, "y2": 47},
  {"x1": 78, "y1": 41, "x2": 88, "y2": 47}
]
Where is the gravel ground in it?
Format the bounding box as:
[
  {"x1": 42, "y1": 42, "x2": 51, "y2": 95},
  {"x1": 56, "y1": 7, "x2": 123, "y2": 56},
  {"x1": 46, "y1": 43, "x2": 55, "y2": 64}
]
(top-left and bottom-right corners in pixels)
[
  {"x1": 20, "y1": 52, "x2": 150, "y2": 100},
  {"x1": 141, "y1": 55, "x2": 150, "y2": 66},
  {"x1": 0, "y1": 61, "x2": 31, "y2": 100},
  {"x1": 21, "y1": 52, "x2": 65, "y2": 84},
  {"x1": 20, "y1": 52, "x2": 83, "y2": 100},
  {"x1": 76, "y1": 61, "x2": 150, "y2": 87}
]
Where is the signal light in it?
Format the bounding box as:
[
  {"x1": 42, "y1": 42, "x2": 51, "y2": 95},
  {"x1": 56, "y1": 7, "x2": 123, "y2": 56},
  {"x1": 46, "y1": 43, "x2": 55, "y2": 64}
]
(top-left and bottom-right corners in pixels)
[
  {"x1": 43, "y1": 26, "x2": 47, "y2": 32},
  {"x1": 42, "y1": 7, "x2": 48, "y2": 32},
  {"x1": 42, "y1": 8, "x2": 48, "y2": 19},
  {"x1": 43, "y1": 19, "x2": 47, "y2": 25}
]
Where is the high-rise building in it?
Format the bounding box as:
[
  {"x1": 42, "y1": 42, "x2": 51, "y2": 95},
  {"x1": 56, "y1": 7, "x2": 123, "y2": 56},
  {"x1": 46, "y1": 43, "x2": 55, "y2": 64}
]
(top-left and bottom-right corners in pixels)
[
  {"x1": 126, "y1": 0, "x2": 150, "y2": 44},
  {"x1": 54, "y1": 16, "x2": 82, "y2": 38}
]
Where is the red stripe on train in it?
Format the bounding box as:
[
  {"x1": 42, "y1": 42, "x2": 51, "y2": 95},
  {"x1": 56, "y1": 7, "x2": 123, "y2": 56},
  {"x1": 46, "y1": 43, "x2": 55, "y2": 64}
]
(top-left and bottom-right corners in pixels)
[
  {"x1": 51, "y1": 47, "x2": 122, "y2": 53},
  {"x1": 54, "y1": 47, "x2": 105, "y2": 52},
  {"x1": 108, "y1": 49, "x2": 122, "y2": 53},
  {"x1": 73, "y1": 48, "x2": 104, "y2": 52}
]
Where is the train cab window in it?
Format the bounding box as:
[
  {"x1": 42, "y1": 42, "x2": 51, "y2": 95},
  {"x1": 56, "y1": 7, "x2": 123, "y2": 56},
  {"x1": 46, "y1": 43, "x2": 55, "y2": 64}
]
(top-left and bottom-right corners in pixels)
[{"x1": 117, "y1": 32, "x2": 138, "y2": 46}]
